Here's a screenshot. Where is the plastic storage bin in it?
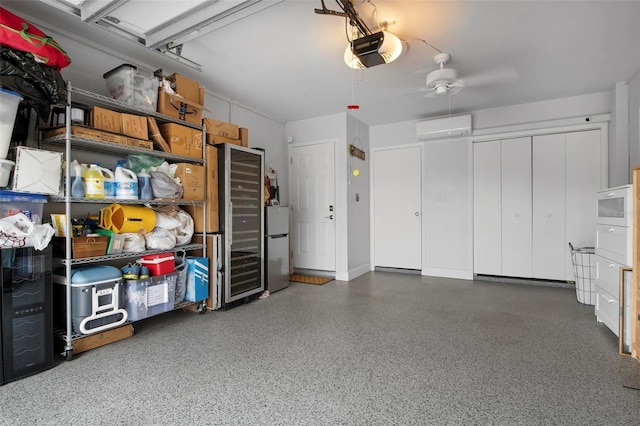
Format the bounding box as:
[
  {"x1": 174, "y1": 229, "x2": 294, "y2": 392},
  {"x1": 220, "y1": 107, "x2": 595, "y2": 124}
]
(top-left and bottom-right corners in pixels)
[
  {"x1": 53, "y1": 265, "x2": 128, "y2": 334},
  {"x1": 124, "y1": 272, "x2": 177, "y2": 321},
  {"x1": 139, "y1": 253, "x2": 175, "y2": 276},
  {"x1": 103, "y1": 64, "x2": 158, "y2": 113},
  {"x1": 0, "y1": 190, "x2": 47, "y2": 224},
  {"x1": 569, "y1": 243, "x2": 596, "y2": 305}
]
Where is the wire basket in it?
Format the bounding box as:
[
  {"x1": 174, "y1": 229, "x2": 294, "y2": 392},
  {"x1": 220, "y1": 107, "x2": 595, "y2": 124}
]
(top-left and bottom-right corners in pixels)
[{"x1": 569, "y1": 243, "x2": 596, "y2": 305}]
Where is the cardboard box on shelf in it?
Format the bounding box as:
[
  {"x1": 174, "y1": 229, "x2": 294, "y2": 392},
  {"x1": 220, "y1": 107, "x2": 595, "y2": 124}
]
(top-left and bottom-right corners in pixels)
[
  {"x1": 121, "y1": 113, "x2": 148, "y2": 140},
  {"x1": 92, "y1": 106, "x2": 121, "y2": 133},
  {"x1": 156, "y1": 91, "x2": 203, "y2": 125},
  {"x1": 206, "y1": 134, "x2": 241, "y2": 146},
  {"x1": 43, "y1": 126, "x2": 127, "y2": 145},
  {"x1": 158, "y1": 122, "x2": 203, "y2": 159},
  {"x1": 174, "y1": 163, "x2": 205, "y2": 201},
  {"x1": 125, "y1": 137, "x2": 153, "y2": 150},
  {"x1": 239, "y1": 127, "x2": 249, "y2": 147},
  {"x1": 169, "y1": 73, "x2": 202, "y2": 104},
  {"x1": 184, "y1": 145, "x2": 218, "y2": 232},
  {"x1": 202, "y1": 118, "x2": 239, "y2": 139}
]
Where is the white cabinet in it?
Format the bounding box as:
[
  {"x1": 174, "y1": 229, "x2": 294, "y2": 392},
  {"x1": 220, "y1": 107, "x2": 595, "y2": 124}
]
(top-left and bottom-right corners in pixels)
[
  {"x1": 473, "y1": 130, "x2": 602, "y2": 280},
  {"x1": 594, "y1": 184, "x2": 633, "y2": 337}
]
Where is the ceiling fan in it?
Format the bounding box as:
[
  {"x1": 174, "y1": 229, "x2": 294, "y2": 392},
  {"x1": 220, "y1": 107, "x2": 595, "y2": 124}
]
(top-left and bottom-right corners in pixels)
[{"x1": 418, "y1": 51, "x2": 519, "y2": 98}]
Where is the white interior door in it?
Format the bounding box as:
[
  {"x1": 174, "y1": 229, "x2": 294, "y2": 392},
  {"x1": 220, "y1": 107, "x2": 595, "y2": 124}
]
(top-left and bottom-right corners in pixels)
[
  {"x1": 532, "y1": 134, "x2": 566, "y2": 280},
  {"x1": 565, "y1": 130, "x2": 601, "y2": 280},
  {"x1": 373, "y1": 146, "x2": 422, "y2": 270},
  {"x1": 473, "y1": 140, "x2": 502, "y2": 275},
  {"x1": 290, "y1": 141, "x2": 336, "y2": 271},
  {"x1": 501, "y1": 137, "x2": 532, "y2": 277}
]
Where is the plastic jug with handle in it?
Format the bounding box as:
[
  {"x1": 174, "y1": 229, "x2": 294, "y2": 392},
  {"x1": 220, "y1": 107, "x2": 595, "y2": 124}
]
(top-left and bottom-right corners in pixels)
[
  {"x1": 115, "y1": 160, "x2": 138, "y2": 200},
  {"x1": 100, "y1": 166, "x2": 116, "y2": 198},
  {"x1": 137, "y1": 169, "x2": 153, "y2": 200},
  {"x1": 84, "y1": 164, "x2": 105, "y2": 199}
]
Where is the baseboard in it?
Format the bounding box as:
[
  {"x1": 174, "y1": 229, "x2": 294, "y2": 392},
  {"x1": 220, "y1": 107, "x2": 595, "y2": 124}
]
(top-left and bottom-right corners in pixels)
[{"x1": 422, "y1": 268, "x2": 474, "y2": 280}]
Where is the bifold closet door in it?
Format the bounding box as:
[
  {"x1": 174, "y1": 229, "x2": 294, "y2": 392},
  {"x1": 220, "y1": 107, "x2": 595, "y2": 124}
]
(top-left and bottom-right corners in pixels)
[
  {"x1": 501, "y1": 137, "x2": 532, "y2": 277},
  {"x1": 532, "y1": 134, "x2": 566, "y2": 280},
  {"x1": 565, "y1": 130, "x2": 601, "y2": 280},
  {"x1": 473, "y1": 140, "x2": 502, "y2": 275}
]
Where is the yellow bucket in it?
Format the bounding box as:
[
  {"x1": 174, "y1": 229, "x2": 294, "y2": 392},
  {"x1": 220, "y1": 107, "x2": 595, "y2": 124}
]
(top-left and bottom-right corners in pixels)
[{"x1": 99, "y1": 204, "x2": 156, "y2": 234}]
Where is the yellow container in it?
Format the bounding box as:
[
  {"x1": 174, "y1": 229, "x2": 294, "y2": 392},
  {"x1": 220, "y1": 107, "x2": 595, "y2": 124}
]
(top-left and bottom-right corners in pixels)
[
  {"x1": 99, "y1": 204, "x2": 155, "y2": 234},
  {"x1": 84, "y1": 164, "x2": 105, "y2": 199}
]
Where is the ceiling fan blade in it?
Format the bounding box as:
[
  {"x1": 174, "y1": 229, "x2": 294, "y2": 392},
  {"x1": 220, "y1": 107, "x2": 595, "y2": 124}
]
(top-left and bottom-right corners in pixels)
[
  {"x1": 412, "y1": 65, "x2": 438, "y2": 75},
  {"x1": 462, "y1": 66, "x2": 519, "y2": 88}
]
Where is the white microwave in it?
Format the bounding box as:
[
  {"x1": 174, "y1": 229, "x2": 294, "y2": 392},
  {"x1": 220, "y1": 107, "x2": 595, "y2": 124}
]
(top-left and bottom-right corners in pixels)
[{"x1": 596, "y1": 184, "x2": 633, "y2": 227}]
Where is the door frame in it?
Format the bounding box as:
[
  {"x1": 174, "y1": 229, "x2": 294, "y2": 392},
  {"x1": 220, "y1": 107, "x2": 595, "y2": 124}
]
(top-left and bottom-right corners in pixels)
[
  {"x1": 369, "y1": 143, "x2": 424, "y2": 273},
  {"x1": 287, "y1": 138, "x2": 338, "y2": 275}
]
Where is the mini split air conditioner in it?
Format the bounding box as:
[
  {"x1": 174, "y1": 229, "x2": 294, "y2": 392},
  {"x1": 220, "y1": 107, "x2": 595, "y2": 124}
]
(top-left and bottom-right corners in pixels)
[{"x1": 416, "y1": 114, "x2": 472, "y2": 140}]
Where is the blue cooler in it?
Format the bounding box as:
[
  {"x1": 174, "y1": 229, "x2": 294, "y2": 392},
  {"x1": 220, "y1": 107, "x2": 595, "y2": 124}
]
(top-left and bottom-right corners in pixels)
[{"x1": 53, "y1": 265, "x2": 127, "y2": 335}]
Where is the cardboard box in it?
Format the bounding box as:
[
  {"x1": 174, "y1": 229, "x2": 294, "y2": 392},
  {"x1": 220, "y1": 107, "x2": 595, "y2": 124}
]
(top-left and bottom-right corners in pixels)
[
  {"x1": 169, "y1": 73, "x2": 202, "y2": 104},
  {"x1": 206, "y1": 134, "x2": 241, "y2": 146},
  {"x1": 240, "y1": 127, "x2": 249, "y2": 147},
  {"x1": 92, "y1": 106, "x2": 121, "y2": 133},
  {"x1": 174, "y1": 163, "x2": 205, "y2": 201},
  {"x1": 12, "y1": 147, "x2": 62, "y2": 195},
  {"x1": 158, "y1": 123, "x2": 203, "y2": 159},
  {"x1": 184, "y1": 145, "x2": 218, "y2": 232},
  {"x1": 125, "y1": 137, "x2": 153, "y2": 150},
  {"x1": 121, "y1": 113, "x2": 148, "y2": 140},
  {"x1": 43, "y1": 125, "x2": 127, "y2": 145},
  {"x1": 157, "y1": 90, "x2": 203, "y2": 125},
  {"x1": 203, "y1": 118, "x2": 239, "y2": 139}
]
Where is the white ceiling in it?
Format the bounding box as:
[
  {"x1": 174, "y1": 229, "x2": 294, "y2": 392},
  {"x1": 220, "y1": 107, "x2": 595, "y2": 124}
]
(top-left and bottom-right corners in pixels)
[{"x1": 3, "y1": 1, "x2": 640, "y2": 126}]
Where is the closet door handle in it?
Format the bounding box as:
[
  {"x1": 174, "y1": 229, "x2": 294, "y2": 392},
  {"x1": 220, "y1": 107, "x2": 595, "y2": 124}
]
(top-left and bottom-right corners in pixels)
[{"x1": 608, "y1": 228, "x2": 615, "y2": 233}]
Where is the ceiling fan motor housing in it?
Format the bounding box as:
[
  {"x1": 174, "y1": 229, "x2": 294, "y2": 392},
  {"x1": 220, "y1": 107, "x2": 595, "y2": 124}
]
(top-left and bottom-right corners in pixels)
[{"x1": 426, "y1": 68, "x2": 458, "y2": 89}]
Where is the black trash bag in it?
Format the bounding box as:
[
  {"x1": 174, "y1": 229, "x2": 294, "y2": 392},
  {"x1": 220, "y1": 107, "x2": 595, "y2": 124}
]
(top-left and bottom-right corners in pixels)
[{"x1": 0, "y1": 46, "x2": 66, "y2": 119}]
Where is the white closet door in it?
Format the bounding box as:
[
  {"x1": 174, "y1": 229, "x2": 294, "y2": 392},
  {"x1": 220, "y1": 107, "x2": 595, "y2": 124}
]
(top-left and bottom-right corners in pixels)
[
  {"x1": 532, "y1": 134, "x2": 566, "y2": 280},
  {"x1": 373, "y1": 146, "x2": 422, "y2": 270},
  {"x1": 473, "y1": 140, "x2": 502, "y2": 275},
  {"x1": 501, "y1": 137, "x2": 532, "y2": 277},
  {"x1": 565, "y1": 130, "x2": 601, "y2": 280}
]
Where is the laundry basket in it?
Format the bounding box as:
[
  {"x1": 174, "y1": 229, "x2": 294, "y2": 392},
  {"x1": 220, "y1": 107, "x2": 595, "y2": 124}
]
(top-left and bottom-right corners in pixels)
[{"x1": 569, "y1": 243, "x2": 596, "y2": 305}]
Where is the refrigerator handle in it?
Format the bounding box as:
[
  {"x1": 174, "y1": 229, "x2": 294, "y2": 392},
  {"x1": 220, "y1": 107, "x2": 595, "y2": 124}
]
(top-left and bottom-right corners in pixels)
[{"x1": 228, "y1": 201, "x2": 232, "y2": 246}]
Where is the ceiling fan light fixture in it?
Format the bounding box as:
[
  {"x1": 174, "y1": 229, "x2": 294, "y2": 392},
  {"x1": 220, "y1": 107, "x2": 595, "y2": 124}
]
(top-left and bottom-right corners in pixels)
[{"x1": 344, "y1": 31, "x2": 403, "y2": 69}]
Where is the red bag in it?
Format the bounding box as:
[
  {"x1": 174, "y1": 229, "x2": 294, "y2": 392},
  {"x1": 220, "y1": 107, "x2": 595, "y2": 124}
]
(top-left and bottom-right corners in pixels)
[{"x1": 0, "y1": 7, "x2": 71, "y2": 69}]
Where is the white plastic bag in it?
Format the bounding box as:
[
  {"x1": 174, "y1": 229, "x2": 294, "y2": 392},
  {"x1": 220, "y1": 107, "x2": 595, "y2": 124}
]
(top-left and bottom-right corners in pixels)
[
  {"x1": 173, "y1": 209, "x2": 194, "y2": 246},
  {"x1": 121, "y1": 232, "x2": 146, "y2": 253},
  {"x1": 145, "y1": 227, "x2": 176, "y2": 250},
  {"x1": 0, "y1": 213, "x2": 55, "y2": 250}
]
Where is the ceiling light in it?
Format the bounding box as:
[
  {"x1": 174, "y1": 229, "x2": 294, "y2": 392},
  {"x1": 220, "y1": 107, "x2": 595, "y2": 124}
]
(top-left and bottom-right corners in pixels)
[{"x1": 344, "y1": 31, "x2": 403, "y2": 69}]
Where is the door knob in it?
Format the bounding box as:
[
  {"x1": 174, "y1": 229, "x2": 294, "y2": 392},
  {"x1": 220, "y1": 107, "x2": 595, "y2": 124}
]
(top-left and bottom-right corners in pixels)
[
  {"x1": 415, "y1": 212, "x2": 419, "y2": 216},
  {"x1": 324, "y1": 215, "x2": 334, "y2": 220}
]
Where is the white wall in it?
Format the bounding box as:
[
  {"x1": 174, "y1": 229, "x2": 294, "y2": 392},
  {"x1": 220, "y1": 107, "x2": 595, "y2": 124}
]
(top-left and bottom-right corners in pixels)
[
  {"x1": 370, "y1": 92, "x2": 613, "y2": 280},
  {"x1": 346, "y1": 115, "x2": 371, "y2": 278},
  {"x1": 610, "y1": 82, "x2": 630, "y2": 186},
  {"x1": 628, "y1": 71, "x2": 640, "y2": 171}
]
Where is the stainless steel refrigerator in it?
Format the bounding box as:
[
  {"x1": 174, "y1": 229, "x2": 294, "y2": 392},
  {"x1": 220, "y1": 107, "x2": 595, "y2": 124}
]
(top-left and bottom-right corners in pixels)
[{"x1": 265, "y1": 206, "x2": 289, "y2": 293}]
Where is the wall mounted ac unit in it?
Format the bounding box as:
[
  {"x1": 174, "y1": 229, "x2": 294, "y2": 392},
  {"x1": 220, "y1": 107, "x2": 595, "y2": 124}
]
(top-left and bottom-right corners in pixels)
[{"x1": 416, "y1": 114, "x2": 472, "y2": 140}]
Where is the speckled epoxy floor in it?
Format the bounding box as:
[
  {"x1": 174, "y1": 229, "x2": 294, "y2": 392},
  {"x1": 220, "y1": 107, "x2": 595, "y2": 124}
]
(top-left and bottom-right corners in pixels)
[{"x1": 1, "y1": 272, "x2": 639, "y2": 425}]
